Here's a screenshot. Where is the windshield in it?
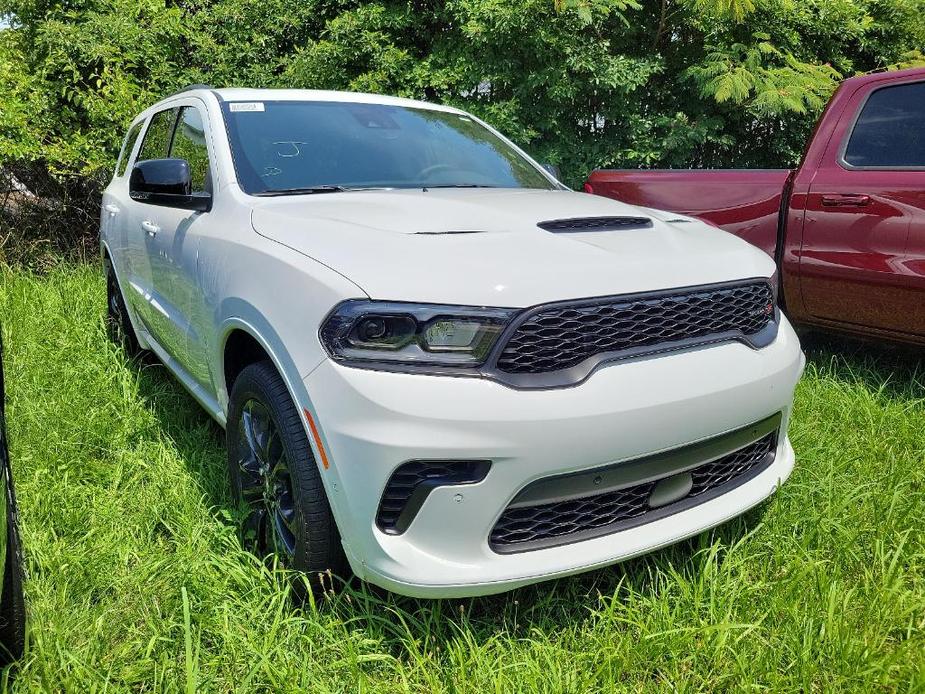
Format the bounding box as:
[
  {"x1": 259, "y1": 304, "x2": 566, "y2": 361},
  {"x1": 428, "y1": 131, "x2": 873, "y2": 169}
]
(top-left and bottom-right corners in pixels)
[{"x1": 221, "y1": 100, "x2": 555, "y2": 195}]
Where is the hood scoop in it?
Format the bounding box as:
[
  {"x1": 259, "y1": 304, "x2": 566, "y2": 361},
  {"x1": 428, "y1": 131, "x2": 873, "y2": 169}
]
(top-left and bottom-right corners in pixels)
[{"x1": 537, "y1": 216, "x2": 653, "y2": 233}]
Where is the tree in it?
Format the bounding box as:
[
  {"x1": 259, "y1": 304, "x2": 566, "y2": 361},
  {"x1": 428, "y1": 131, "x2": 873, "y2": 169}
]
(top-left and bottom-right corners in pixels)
[{"x1": 1, "y1": 0, "x2": 923, "y2": 261}]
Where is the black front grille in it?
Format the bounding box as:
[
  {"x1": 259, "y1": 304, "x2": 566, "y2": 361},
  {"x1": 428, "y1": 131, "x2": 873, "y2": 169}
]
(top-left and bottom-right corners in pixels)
[
  {"x1": 377, "y1": 460, "x2": 490, "y2": 535},
  {"x1": 496, "y1": 281, "x2": 774, "y2": 375},
  {"x1": 490, "y1": 432, "x2": 776, "y2": 552}
]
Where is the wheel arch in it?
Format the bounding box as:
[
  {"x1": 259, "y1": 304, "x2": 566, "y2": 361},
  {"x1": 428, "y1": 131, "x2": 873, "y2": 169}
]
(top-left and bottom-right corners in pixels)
[
  {"x1": 218, "y1": 313, "x2": 345, "y2": 516},
  {"x1": 216, "y1": 310, "x2": 324, "y2": 430}
]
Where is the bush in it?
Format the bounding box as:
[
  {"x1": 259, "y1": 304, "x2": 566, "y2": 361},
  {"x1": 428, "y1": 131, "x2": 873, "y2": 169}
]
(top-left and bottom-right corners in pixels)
[{"x1": 1, "y1": 0, "x2": 923, "y2": 264}]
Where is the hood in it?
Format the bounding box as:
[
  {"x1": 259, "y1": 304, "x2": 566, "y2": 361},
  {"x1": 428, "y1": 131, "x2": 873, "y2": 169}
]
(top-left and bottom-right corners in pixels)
[{"x1": 251, "y1": 188, "x2": 775, "y2": 307}]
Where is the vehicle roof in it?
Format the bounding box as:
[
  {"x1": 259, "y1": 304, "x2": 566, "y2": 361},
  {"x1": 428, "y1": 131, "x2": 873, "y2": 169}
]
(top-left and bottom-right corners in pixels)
[
  {"x1": 157, "y1": 87, "x2": 463, "y2": 115},
  {"x1": 841, "y1": 65, "x2": 925, "y2": 88}
]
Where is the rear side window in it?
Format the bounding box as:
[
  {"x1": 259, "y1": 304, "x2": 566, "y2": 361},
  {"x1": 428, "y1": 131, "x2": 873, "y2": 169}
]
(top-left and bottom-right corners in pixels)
[
  {"x1": 170, "y1": 106, "x2": 210, "y2": 193},
  {"x1": 137, "y1": 108, "x2": 178, "y2": 162},
  {"x1": 844, "y1": 82, "x2": 925, "y2": 168},
  {"x1": 115, "y1": 121, "x2": 145, "y2": 177}
]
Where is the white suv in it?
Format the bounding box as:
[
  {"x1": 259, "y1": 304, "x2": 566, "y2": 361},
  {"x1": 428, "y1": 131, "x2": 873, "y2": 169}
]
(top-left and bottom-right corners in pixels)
[{"x1": 100, "y1": 86, "x2": 804, "y2": 598}]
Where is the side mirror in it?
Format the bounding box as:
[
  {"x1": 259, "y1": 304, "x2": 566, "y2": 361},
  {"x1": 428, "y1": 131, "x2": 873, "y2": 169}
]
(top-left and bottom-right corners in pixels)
[
  {"x1": 542, "y1": 163, "x2": 561, "y2": 180},
  {"x1": 129, "y1": 158, "x2": 211, "y2": 212}
]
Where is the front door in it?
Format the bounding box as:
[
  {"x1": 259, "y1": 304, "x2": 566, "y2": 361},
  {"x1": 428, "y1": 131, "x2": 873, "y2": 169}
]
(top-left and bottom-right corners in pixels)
[
  {"x1": 137, "y1": 102, "x2": 215, "y2": 382},
  {"x1": 799, "y1": 79, "x2": 925, "y2": 336}
]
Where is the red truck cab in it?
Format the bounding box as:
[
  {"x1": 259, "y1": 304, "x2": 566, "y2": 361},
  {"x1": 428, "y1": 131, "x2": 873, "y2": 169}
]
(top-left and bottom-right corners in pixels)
[{"x1": 586, "y1": 67, "x2": 925, "y2": 345}]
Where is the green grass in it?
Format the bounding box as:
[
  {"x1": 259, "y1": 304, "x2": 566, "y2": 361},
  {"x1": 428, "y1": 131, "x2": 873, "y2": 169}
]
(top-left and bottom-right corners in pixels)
[{"x1": 1, "y1": 264, "x2": 925, "y2": 692}]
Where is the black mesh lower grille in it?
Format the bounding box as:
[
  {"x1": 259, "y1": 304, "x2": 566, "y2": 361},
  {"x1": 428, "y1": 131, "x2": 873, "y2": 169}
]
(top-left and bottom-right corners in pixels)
[
  {"x1": 496, "y1": 281, "x2": 775, "y2": 375},
  {"x1": 377, "y1": 460, "x2": 490, "y2": 534},
  {"x1": 489, "y1": 432, "x2": 776, "y2": 551}
]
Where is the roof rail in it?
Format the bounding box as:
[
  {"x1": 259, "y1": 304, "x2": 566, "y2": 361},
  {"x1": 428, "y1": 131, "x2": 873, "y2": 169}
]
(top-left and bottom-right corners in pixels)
[{"x1": 169, "y1": 83, "x2": 214, "y2": 97}]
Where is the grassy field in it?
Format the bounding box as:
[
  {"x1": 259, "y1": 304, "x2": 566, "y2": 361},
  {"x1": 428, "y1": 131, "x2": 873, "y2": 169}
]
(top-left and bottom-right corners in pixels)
[{"x1": 0, "y1": 264, "x2": 924, "y2": 692}]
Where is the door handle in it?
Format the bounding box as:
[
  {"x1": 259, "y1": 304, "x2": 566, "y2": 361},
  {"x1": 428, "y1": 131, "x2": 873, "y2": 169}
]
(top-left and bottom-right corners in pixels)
[
  {"x1": 141, "y1": 220, "x2": 160, "y2": 237},
  {"x1": 821, "y1": 194, "x2": 871, "y2": 207},
  {"x1": 104, "y1": 204, "x2": 120, "y2": 216}
]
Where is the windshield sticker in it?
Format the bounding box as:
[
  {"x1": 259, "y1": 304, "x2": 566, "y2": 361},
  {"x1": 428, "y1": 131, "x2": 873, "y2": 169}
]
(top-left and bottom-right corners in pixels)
[{"x1": 230, "y1": 102, "x2": 265, "y2": 112}]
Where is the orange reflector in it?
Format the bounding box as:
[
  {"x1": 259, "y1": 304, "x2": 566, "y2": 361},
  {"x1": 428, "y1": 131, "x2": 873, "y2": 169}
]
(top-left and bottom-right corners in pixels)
[{"x1": 303, "y1": 408, "x2": 331, "y2": 470}]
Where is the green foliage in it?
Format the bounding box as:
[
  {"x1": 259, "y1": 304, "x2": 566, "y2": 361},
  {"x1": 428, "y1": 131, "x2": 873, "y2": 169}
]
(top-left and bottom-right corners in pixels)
[
  {"x1": 0, "y1": 0, "x2": 923, "y2": 260},
  {"x1": 687, "y1": 35, "x2": 842, "y2": 115}
]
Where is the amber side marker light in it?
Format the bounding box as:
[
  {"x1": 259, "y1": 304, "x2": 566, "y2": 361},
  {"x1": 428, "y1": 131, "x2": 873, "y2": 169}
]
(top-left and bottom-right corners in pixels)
[{"x1": 303, "y1": 408, "x2": 331, "y2": 470}]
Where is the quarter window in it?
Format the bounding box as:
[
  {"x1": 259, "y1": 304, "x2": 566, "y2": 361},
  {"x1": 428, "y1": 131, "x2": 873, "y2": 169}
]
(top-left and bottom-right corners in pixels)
[
  {"x1": 137, "y1": 108, "x2": 178, "y2": 162},
  {"x1": 844, "y1": 82, "x2": 925, "y2": 168},
  {"x1": 170, "y1": 106, "x2": 211, "y2": 193},
  {"x1": 116, "y1": 121, "x2": 144, "y2": 177}
]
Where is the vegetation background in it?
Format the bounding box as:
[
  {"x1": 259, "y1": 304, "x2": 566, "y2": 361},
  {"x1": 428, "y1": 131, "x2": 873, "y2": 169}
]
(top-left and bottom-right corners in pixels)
[{"x1": 0, "y1": 0, "x2": 924, "y2": 265}]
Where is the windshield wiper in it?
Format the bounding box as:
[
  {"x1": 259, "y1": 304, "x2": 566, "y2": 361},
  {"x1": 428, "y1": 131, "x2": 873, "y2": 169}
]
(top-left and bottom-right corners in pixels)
[{"x1": 255, "y1": 185, "x2": 348, "y2": 197}]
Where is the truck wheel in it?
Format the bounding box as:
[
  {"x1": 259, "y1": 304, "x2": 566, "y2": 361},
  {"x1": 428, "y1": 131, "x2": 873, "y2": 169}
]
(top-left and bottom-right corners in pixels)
[
  {"x1": 0, "y1": 461, "x2": 26, "y2": 666},
  {"x1": 226, "y1": 361, "x2": 348, "y2": 595},
  {"x1": 104, "y1": 257, "x2": 143, "y2": 358}
]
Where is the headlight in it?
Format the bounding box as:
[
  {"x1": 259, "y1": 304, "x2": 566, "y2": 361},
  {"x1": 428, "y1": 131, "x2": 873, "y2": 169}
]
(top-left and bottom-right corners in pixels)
[{"x1": 320, "y1": 300, "x2": 516, "y2": 369}]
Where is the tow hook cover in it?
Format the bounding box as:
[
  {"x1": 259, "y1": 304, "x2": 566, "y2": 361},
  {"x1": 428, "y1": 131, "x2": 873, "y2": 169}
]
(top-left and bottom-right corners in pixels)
[{"x1": 648, "y1": 472, "x2": 694, "y2": 509}]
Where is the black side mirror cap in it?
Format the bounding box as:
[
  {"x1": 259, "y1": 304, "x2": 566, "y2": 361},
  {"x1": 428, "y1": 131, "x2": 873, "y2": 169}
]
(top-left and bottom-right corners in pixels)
[{"x1": 129, "y1": 158, "x2": 211, "y2": 212}]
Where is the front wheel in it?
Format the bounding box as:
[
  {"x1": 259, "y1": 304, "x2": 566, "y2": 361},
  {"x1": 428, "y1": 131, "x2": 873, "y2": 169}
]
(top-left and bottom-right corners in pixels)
[{"x1": 226, "y1": 361, "x2": 349, "y2": 595}]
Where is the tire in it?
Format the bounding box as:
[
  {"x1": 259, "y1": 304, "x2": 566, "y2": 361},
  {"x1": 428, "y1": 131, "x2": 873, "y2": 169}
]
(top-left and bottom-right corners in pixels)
[
  {"x1": 226, "y1": 361, "x2": 349, "y2": 595},
  {"x1": 0, "y1": 463, "x2": 26, "y2": 666},
  {"x1": 104, "y1": 256, "x2": 143, "y2": 358}
]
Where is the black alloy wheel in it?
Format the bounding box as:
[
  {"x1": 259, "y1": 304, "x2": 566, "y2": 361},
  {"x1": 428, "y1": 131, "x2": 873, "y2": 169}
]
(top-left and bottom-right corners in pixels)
[
  {"x1": 226, "y1": 361, "x2": 348, "y2": 595},
  {"x1": 235, "y1": 398, "x2": 298, "y2": 558}
]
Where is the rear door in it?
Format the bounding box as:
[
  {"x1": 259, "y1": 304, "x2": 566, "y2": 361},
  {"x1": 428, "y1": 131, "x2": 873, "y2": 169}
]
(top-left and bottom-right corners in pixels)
[
  {"x1": 101, "y1": 118, "x2": 145, "y2": 275},
  {"x1": 799, "y1": 78, "x2": 925, "y2": 335}
]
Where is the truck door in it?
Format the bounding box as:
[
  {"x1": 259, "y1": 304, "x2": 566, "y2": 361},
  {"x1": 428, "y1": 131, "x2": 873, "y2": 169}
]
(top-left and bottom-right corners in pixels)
[{"x1": 800, "y1": 78, "x2": 925, "y2": 336}]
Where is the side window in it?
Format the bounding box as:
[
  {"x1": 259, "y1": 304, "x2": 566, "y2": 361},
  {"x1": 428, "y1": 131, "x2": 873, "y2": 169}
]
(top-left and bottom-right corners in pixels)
[
  {"x1": 844, "y1": 82, "x2": 925, "y2": 168},
  {"x1": 170, "y1": 106, "x2": 211, "y2": 193},
  {"x1": 115, "y1": 121, "x2": 145, "y2": 177},
  {"x1": 137, "y1": 108, "x2": 178, "y2": 162}
]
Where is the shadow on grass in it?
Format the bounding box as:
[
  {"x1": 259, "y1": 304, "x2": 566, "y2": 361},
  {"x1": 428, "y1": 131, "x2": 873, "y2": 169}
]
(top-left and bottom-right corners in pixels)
[
  {"x1": 800, "y1": 329, "x2": 924, "y2": 402},
  {"x1": 131, "y1": 356, "x2": 229, "y2": 512},
  {"x1": 123, "y1": 349, "x2": 779, "y2": 639}
]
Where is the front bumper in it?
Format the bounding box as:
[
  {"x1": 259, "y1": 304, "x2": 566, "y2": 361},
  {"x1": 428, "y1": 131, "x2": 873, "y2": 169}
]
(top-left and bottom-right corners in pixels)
[{"x1": 303, "y1": 316, "x2": 804, "y2": 598}]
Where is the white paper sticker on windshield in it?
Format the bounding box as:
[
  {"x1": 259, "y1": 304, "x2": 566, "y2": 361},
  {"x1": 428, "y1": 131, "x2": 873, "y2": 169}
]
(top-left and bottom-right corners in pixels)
[{"x1": 230, "y1": 102, "x2": 265, "y2": 112}]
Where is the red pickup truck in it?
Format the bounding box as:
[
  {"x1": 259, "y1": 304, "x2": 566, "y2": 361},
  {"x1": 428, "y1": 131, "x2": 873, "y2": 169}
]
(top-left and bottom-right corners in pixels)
[{"x1": 585, "y1": 66, "x2": 925, "y2": 345}]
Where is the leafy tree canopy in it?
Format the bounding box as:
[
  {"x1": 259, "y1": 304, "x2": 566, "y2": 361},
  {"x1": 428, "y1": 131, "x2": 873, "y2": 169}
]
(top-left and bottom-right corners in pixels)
[{"x1": 0, "y1": 0, "x2": 923, "y2": 193}]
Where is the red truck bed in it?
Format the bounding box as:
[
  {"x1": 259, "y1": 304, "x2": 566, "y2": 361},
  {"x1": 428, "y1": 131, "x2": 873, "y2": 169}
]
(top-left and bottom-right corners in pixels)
[{"x1": 584, "y1": 169, "x2": 790, "y2": 258}]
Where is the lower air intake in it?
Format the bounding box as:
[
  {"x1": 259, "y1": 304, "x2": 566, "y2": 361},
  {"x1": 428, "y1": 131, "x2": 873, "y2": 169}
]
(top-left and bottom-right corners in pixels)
[
  {"x1": 377, "y1": 460, "x2": 490, "y2": 535},
  {"x1": 490, "y1": 432, "x2": 776, "y2": 553}
]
